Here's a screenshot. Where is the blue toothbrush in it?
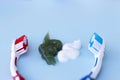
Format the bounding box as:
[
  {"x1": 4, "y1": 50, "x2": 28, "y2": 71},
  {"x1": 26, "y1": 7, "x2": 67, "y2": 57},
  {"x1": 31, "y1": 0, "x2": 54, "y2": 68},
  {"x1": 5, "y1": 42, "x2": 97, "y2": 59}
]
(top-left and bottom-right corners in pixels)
[{"x1": 81, "y1": 33, "x2": 105, "y2": 80}]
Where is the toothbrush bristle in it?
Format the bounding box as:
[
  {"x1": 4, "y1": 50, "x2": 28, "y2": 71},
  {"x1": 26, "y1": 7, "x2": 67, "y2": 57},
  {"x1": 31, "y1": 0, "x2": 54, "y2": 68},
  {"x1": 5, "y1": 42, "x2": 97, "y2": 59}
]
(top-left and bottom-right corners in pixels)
[
  {"x1": 15, "y1": 35, "x2": 28, "y2": 53},
  {"x1": 89, "y1": 33, "x2": 103, "y2": 54}
]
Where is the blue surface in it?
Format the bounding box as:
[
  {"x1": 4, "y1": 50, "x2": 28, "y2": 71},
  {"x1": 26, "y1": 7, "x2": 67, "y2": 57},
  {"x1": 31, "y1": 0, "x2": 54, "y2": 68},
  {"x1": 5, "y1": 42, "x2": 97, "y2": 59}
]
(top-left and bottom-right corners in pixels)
[{"x1": 0, "y1": 0, "x2": 120, "y2": 80}]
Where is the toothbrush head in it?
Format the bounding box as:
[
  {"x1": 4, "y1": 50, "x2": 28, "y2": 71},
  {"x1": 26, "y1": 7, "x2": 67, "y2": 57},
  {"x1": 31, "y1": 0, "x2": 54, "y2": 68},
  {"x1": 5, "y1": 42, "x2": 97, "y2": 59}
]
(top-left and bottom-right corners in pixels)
[
  {"x1": 88, "y1": 32, "x2": 105, "y2": 56},
  {"x1": 14, "y1": 35, "x2": 28, "y2": 55}
]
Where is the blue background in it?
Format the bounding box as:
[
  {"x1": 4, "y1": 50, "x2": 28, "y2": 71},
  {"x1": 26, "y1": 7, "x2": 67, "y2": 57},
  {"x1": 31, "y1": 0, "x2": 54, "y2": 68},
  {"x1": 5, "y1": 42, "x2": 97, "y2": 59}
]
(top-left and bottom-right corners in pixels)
[{"x1": 0, "y1": 0, "x2": 120, "y2": 80}]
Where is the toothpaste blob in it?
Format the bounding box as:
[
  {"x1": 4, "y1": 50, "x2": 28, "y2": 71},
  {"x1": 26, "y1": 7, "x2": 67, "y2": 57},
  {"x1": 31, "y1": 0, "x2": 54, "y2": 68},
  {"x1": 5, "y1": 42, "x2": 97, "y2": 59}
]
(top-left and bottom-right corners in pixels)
[{"x1": 58, "y1": 40, "x2": 81, "y2": 62}]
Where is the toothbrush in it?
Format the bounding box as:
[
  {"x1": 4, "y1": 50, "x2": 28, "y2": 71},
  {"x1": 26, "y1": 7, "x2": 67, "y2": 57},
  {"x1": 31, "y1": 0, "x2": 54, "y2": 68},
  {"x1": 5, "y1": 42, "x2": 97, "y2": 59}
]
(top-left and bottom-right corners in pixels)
[
  {"x1": 10, "y1": 35, "x2": 28, "y2": 80},
  {"x1": 81, "y1": 33, "x2": 105, "y2": 80}
]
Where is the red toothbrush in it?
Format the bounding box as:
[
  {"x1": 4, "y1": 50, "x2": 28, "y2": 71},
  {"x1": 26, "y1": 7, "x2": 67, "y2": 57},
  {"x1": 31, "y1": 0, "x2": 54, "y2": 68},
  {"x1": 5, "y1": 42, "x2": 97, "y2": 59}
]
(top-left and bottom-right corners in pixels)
[{"x1": 10, "y1": 35, "x2": 28, "y2": 80}]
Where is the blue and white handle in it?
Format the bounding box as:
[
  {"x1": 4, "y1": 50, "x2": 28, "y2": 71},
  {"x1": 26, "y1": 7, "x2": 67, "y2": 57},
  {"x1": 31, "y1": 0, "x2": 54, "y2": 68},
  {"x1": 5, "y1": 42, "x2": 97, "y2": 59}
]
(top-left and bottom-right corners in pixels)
[{"x1": 81, "y1": 33, "x2": 105, "y2": 80}]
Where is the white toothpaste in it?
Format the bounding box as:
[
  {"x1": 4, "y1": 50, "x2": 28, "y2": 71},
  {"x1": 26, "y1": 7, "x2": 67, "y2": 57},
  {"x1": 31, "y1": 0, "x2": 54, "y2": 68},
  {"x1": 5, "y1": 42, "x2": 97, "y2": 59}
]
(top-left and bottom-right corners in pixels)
[{"x1": 58, "y1": 40, "x2": 81, "y2": 62}]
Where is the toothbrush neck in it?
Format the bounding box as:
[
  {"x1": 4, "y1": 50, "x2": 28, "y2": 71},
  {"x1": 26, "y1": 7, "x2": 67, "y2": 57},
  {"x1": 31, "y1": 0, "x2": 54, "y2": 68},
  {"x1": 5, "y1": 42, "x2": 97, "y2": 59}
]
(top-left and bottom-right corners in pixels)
[{"x1": 10, "y1": 53, "x2": 24, "y2": 80}]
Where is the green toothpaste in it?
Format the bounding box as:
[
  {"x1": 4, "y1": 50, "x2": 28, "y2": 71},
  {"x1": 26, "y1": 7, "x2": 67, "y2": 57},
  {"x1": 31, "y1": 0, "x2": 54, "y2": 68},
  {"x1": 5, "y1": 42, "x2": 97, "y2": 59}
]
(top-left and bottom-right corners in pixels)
[{"x1": 39, "y1": 33, "x2": 62, "y2": 65}]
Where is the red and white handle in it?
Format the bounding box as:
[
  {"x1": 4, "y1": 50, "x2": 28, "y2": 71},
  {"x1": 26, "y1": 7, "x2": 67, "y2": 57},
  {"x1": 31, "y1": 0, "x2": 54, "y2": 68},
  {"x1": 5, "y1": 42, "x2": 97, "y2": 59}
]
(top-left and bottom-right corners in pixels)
[{"x1": 10, "y1": 35, "x2": 28, "y2": 80}]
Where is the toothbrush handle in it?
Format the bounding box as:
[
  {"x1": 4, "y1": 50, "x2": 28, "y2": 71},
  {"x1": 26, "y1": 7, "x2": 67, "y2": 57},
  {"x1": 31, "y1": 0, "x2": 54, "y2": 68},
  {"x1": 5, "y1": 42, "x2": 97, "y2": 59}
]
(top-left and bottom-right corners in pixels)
[
  {"x1": 81, "y1": 71, "x2": 95, "y2": 80},
  {"x1": 13, "y1": 71, "x2": 25, "y2": 80},
  {"x1": 81, "y1": 54, "x2": 103, "y2": 80},
  {"x1": 10, "y1": 56, "x2": 25, "y2": 80}
]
